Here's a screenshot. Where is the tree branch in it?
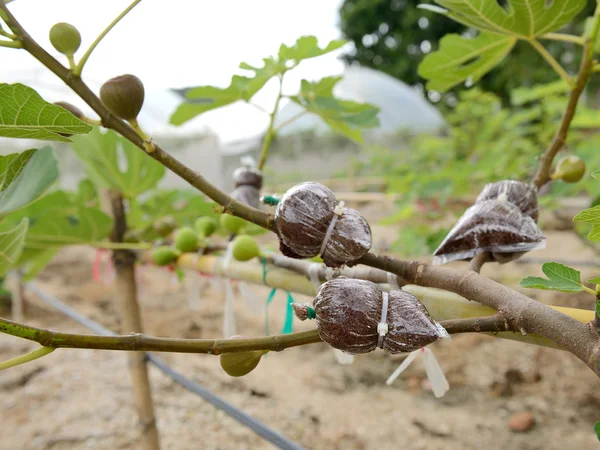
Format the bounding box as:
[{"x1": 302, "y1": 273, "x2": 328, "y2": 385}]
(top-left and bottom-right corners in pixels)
[{"x1": 532, "y1": 8, "x2": 600, "y2": 189}]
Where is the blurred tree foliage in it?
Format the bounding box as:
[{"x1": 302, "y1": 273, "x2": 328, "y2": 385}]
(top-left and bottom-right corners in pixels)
[{"x1": 339, "y1": 0, "x2": 597, "y2": 104}]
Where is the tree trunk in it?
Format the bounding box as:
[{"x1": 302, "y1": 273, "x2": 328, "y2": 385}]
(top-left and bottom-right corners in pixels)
[{"x1": 109, "y1": 190, "x2": 160, "y2": 450}]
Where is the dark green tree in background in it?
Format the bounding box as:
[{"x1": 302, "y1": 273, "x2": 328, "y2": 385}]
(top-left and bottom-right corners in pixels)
[{"x1": 339, "y1": 0, "x2": 597, "y2": 103}]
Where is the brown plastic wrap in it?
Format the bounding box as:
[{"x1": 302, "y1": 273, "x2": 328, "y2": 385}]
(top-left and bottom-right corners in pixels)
[
  {"x1": 275, "y1": 182, "x2": 372, "y2": 268},
  {"x1": 293, "y1": 278, "x2": 445, "y2": 354},
  {"x1": 433, "y1": 199, "x2": 545, "y2": 264},
  {"x1": 231, "y1": 167, "x2": 263, "y2": 209},
  {"x1": 476, "y1": 180, "x2": 539, "y2": 221}
]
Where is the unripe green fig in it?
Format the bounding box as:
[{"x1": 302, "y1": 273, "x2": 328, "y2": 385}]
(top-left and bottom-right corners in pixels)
[
  {"x1": 553, "y1": 155, "x2": 586, "y2": 183},
  {"x1": 195, "y1": 216, "x2": 218, "y2": 238},
  {"x1": 153, "y1": 216, "x2": 177, "y2": 238},
  {"x1": 220, "y1": 214, "x2": 246, "y2": 234},
  {"x1": 49, "y1": 22, "x2": 81, "y2": 56},
  {"x1": 220, "y1": 349, "x2": 267, "y2": 377},
  {"x1": 152, "y1": 246, "x2": 180, "y2": 266},
  {"x1": 174, "y1": 227, "x2": 200, "y2": 253},
  {"x1": 54, "y1": 101, "x2": 84, "y2": 119},
  {"x1": 231, "y1": 235, "x2": 261, "y2": 261},
  {"x1": 100, "y1": 74, "x2": 145, "y2": 121}
]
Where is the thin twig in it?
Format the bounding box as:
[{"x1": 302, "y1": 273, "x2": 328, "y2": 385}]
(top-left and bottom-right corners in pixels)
[
  {"x1": 469, "y1": 251, "x2": 491, "y2": 273},
  {"x1": 73, "y1": 0, "x2": 142, "y2": 76},
  {"x1": 539, "y1": 33, "x2": 585, "y2": 46},
  {"x1": 0, "y1": 346, "x2": 54, "y2": 370}
]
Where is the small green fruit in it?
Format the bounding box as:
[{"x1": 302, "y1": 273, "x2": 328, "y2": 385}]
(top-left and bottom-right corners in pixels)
[
  {"x1": 220, "y1": 350, "x2": 266, "y2": 377},
  {"x1": 54, "y1": 101, "x2": 84, "y2": 119},
  {"x1": 231, "y1": 235, "x2": 260, "y2": 261},
  {"x1": 49, "y1": 22, "x2": 81, "y2": 56},
  {"x1": 153, "y1": 216, "x2": 177, "y2": 238},
  {"x1": 553, "y1": 155, "x2": 586, "y2": 183},
  {"x1": 152, "y1": 246, "x2": 180, "y2": 266},
  {"x1": 195, "y1": 216, "x2": 218, "y2": 237},
  {"x1": 100, "y1": 74, "x2": 145, "y2": 121},
  {"x1": 174, "y1": 227, "x2": 200, "y2": 253},
  {"x1": 220, "y1": 214, "x2": 246, "y2": 234}
]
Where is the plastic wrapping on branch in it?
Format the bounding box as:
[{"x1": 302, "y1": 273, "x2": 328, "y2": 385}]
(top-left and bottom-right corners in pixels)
[
  {"x1": 434, "y1": 180, "x2": 546, "y2": 264},
  {"x1": 293, "y1": 278, "x2": 447, "y2": 354},
  {"x1": 272, "y1": 182, "x2": 372, "y2": 268},
  {"x1": 231, "y1": 165, "x2": 263, "y2": 209}
]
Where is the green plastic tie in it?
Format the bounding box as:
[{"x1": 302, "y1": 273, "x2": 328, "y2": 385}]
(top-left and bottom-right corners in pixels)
[
  {"x1": 261, "y1": 195, "x2": 280, "y2": 206},
  {"x1": 307, "y1": 306, "x2": 316, "y2": 320}
]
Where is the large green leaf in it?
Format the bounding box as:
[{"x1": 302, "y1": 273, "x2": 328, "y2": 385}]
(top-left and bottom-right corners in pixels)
[
  {"x1": 0, "y1": 147, "x2": 59, "y2": 218},
  {"x1": 573, "y1": 206, "x2": 600, "y2": 224},
  {"x1": 0, "y1": 218, "x2": 28, "y2": 277},
  {"x1": 421, "y1": 0, "x2": 586, "y2": 39},
  {"x1": 519, "y1": 262, "x2": 586, "y2": 293},
  {"x1": 418, "y1": 33, "x2": 516, "y2": 92},
  {"x1": 25, "y1": 206, "x2": 112, "y2": 249},
  {"x1": 289, "y1": 77, "x2": 380, "y2": 142},
  {"x1": 0, "y1": 84, "x2": 92, "y2": 141},
  {"x1": 70, "y1": 128, "x2": 165, "y2": 198}
]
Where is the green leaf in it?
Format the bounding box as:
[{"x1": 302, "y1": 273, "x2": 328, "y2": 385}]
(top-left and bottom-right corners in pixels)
[
  {"x1": 418, "y1": 33, "x2": 516, "y2": 92},
  {"x1": 0, "y1": 218, "x2": 28, "y2": 277},
  {"x1": 421, "y1": 0, "x2": 586, "y2": 39},
  {"x1": 519, "y1": 262, "x2": 585, "y2": 293},
  {"x1": 510, "y1": 80, "x2": 570, "y2": 106},
  {"x1": 573, "y1": 206, "x2": 600, "y2": 224},
  {"x1": 71, "y1": 128, "x2": 165, "y2": 198},
  {"x1": 588, "y1": 223, "x2": 600, "y2": 242},
  {"x1": 25, "y1": 207, "x2": 112, "y2": 249},
  {"x1": 17, "y1": 248, "x2": 57, "y2": 281},
  {"x1": 588, "y1": 276, "x2": 600, "y2": 284},
  {"x1": 593, "y1": 170, "x2": 600, "y2": 180},
  {"x1": 290, "y1": 77, "x2": 380, "y2": 142},
  {"x1": 595, "y1": 421, "x2": 600, "y2": 442},
  {"x1": 170, "y1": 74, "x2": 273, "y2": 125},
  {"x1": 0, "y1": 147, "x2": 59, "y2": 218},
  {"x1": 278, "y1": 36, "x2": 347, "y2": 63},
  {"x1": 0, "y1": 83, "x2": 92, "y2": 141}
]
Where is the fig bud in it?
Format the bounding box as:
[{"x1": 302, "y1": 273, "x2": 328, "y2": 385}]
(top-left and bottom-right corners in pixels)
[
  {"x1": 220, "y1": 214, "x2": 246, "y2": 234},
  {"x1": 49, "y1": 22, "x2": 81, "y2": 56},
  {"x1": 231, "y1": 235, "x2": 260, "y2": 261},
  {"x1": 152, "y1": 246, "x2": 180, "y2": 266},
  {"x1": 174, "y1": 227, "x2": 200, "y2": 253},
  {"x1": 553, "y1": 155, "x2": 586, "y2": 183},
  {"x1": 100, "y1": 74, "x2": 145, "y2": 121},
  {"x1": 54, "y1": 101, "x2": 84, "y2": 119},
  {"x1": 220, "y1": 349, "x2": 266, "y2": 377},
  {"x1": 195, "y1": 216, "x2": 218, "y2": 238}
]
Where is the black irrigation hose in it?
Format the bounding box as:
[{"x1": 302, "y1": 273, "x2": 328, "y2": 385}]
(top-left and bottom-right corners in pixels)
[{"x1": 25, "y1": 283, "x2": 305, "y2": 450}]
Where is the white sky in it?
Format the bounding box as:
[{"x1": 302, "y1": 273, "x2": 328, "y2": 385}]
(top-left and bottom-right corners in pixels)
[{"x1": 2, "y1": 0, "x2": 349, "y2": 142}]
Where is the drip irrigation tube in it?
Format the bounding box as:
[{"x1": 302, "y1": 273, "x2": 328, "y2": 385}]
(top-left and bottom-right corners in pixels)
[{"x1": 25, "y1": 283, "x2": 305, "y2": 450}]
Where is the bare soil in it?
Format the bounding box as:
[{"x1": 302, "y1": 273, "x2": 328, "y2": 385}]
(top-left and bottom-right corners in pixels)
[{"x1": 1, "y1": 227, "x2": 600, "y2": 450}]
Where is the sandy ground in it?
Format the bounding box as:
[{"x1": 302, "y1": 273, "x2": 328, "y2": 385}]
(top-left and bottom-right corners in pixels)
[{"x1": 1, "y1": 225, "x2": 600, "y2": 450}]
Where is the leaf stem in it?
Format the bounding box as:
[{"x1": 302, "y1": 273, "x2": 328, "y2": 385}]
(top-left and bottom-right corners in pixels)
[
  {"x1": 67, "y1": 54, "x2": 76, "y2": 71},
  {"x1": 0, "y1": 27, "x2": 15, "y2": 40},
  {"x1": 0, "y1": 38, "x2": 20, "y2": 48},
  {"x1": 0, "y1": 346, "x2": 54, "y2": 370},
  {"x1": 258, "y1": 74, "x2": 284, "y2": 171},
  {"x1": 129, "y1": 118, "x2": 155, "y2": 153},
  {"x1": 539, "y1": 33, "x2": 585, "y2": 46},
  {"x1": 274, "y1": 110, "x2": 308, "y2": 132},
  {"x1": 529, "y1": 39, "x2": 574, "y2": 88},
  {"x1": 73, "y1": 0, "x2": 142, "y2": 76},
  {"x1": 583, "y1": 285, "x2": 598, "y2": 296}
]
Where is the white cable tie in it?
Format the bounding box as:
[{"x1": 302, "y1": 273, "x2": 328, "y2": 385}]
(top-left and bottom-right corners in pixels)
[
  {"x1": 377, "y1": 291, "x2": 389, "y2": 349},
  {"x1": 319, "y1": 201, "x2": 345, "y2": 257}
]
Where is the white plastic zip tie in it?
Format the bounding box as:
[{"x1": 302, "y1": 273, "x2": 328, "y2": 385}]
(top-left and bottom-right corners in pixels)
[
  {"x1": 223, "y1": 279, "x2": 237, "y2": 338},
  {"x1": 387, "y1": 272, "x2": 400, "y2": 290},
  {"x1": 319, "y1": 201, "x2": 345, "y2": 256},
  {"x1": 386, "y1": 347, "x2": 450, "y2": 398},
  {"x1": 223, "y1": 241, "x2": 234, "y2": 271},
  {"x1": 377, "y1": 291, "x2": 389, "y2": 349}
]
